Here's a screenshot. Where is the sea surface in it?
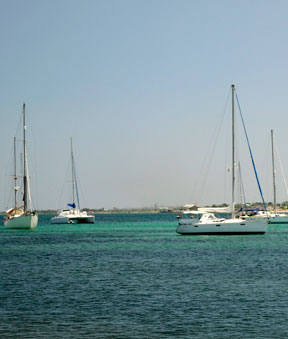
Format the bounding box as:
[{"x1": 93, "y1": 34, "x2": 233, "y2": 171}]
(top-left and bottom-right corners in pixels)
[{"x1": 0, "y1": 213, "x2": 288, "y2": 338}]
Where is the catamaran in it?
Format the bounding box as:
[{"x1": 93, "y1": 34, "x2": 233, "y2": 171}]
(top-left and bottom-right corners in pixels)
[
  {"x1": 177, "y1": 85, "x2": 268, "y2": 235},
  {"x1": 50, "y1": 139, "x2": 95, "y2": 224},
  {"x1": 4, "y1": 104, "x2": 38, "y2": 229}
]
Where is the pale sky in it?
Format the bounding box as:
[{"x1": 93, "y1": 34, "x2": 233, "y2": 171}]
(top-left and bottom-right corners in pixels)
[{"x1": 1, "y1": 0, "x2": 288, "y2": 210}]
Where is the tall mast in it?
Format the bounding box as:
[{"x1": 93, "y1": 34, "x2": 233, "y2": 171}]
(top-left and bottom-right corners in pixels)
[
  {"x1": 23, "y1": 103, "x2": 27, "y2": 213},
  {"x1": 13, "y1": 137, "x2": 17, "y2": 208},
  {"x1": 271, "y1": 129, "x2": 276, "y2": 213},
  {"x1": 231, "y1": 85, "x2": 235, "y2": 218},
  {"x1": 71, "y1": 138, "x2": 76, "y2": 213}
]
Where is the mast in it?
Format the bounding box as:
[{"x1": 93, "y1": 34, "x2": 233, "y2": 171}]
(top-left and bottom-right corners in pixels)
[
  {"x1": 13, "y1": 137, "x2": 17, "y2": 208},
  {"x1": 271, "y1": 129, "x2": 277, "y2": 213},
  {"x1": 71, "y1": 138, "x2": 76, "y2": 213},
  {"x1": 231, "y1": 85, "x2": 235, "y2": 218},
  {"x1": 23, "y1": 103, "x2": 27, "y2": 213}
]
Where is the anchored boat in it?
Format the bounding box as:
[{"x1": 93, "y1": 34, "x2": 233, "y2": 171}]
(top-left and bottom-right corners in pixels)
[
  {"x1": 267, "y1": 129, "x2": 288, "y2": 224},
  {"x1": 51, "y1": 139, "x2": 94, "y2": 224},
  {"x1": 4, "y1": 104, "x2": 38, "y2": 229},
  {"x1": 177, "y1": 85, "x2": 268, "y2": 235}
]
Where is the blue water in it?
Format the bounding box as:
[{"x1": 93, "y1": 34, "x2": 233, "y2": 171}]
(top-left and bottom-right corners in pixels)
[{"x1": 1, "y1": 213, "x2": 288, "y2": 338}]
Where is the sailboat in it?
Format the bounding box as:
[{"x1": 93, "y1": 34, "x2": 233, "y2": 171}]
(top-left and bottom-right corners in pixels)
[
  {"x1": 50, "y1": 139, "x2": 95, "y2": 224},
  {"x1": 177, "y1": 85, "x2": 268, "y2": 235},
  {"x1": 4, "y1": 104, "x2": 38, "y2": 229},
  {"x1": 267, "y1": 129, "x2": 288, "y2": 224}
]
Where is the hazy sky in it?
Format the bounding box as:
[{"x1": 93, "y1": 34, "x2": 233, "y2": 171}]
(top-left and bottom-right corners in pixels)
[{"x1": 1, "y1": 0, "x2": 288, "y2": 210}]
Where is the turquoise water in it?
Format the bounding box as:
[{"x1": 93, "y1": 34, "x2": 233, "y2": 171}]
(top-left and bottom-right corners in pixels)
[{"x1": 1, "y1": 213, "x2": 288, "y2": 338}]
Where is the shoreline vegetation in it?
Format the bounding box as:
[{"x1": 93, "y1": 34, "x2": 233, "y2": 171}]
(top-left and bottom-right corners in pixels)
[{"x1": 2, "y1": 202, "x2": 288, "y2": 215}]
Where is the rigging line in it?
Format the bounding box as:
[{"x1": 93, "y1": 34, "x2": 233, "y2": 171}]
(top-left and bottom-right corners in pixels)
[
  {"x1": 237, "y1": 164, "x2": 242, "y2": 207},
  {"x1": 238, "y1": 162, "x2": 246, "y2": 206},
  {"x1": 75, "y1": 166, "x2": 87, "y2": 210},
  {"x1": 4, "y1": 141, "x2": 15, "y2": 210},
  {"x1": 56, "y1": 154, "x2": 71, "y2": 210},
  {"x1": 3, "y1": 110, "x2": 26, "y2": 210},
  {"x1": 15, "y1": 111, "x2": 23, "y2": 142},
  {"x1": 194, "y1": 89, "x2": 231, "y2": 204},
  {"x1": 25, "y1": 146, "x2": 33, "y2": 211},
  {"x1": 223, "y1": 92, "x2": 232, "y2": 204},
  {"x1": 73, "y1": 162, "x2": 81, "y2": 210},
  {"x1": 25, "y1": 120, "x2": 39, "y2": 211},
  {"x1": 235, "y1": 93, "x2": 267, "y2": 211},
  {"x1": 260, "y1": 134, "x2": 272, "y2": 200},
  {"x1": 275, "y1": 141, "x2": 288, "y2": 199}
]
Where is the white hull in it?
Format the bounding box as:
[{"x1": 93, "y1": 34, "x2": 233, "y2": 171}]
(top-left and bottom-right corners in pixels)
[
  {"x1": 177, "y1": 218, "x2": 268, "y2": 235},
  {"x1": 245, "y1": 211, "x2": 288, "y2": 224},
  {"x1": 269, "y1": 214, "x2": 288, "y2": 224},
  {"x1": 4, "y1": 213, "x2": 38, "y2": 229},
  {"x1": 51, "y1": 210, "x2": 95, "y2": 224}
]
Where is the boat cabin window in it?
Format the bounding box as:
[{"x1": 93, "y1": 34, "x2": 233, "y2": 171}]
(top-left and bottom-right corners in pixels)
[{"x1": 183, "y1": 213, "x2": 201, "y2": 220}]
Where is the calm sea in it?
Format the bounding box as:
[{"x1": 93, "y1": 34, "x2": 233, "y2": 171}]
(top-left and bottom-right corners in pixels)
[{"x1": 0, "y1": 213, "x2": 288, "y2": 338}]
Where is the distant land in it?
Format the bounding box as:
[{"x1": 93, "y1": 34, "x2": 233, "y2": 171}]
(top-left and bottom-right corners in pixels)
[{"x1": 2, "y1": 201, "x2": 287, "y2": 215}]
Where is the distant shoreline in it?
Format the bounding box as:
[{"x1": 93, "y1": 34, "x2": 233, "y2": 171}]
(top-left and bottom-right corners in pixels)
[{"x1": 2, "y1": 206, "x2": 288, "y2": 215}]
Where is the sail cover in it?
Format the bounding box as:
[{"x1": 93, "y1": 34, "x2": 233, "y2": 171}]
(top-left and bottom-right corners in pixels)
[
  {"x1": 197, "y1": 205, "x2": 232, "y2": 213},
  {"x1": 68, "y1": 203, "x2": 76, "y2": 208}
]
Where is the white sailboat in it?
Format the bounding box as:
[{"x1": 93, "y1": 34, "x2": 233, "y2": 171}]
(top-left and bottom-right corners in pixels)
[
  {"x1": 4, "y1": 104, "x2": 38, "y2": 229},
  {"x1": 50, "y1": 139, "x2": 95, "y2": 224},
  {"x1": 177, "y1": 85, "x2": 268, "y2": 235},
  {"x1": 268, "y1": 129, "x2": 288, "y2": 224}
]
